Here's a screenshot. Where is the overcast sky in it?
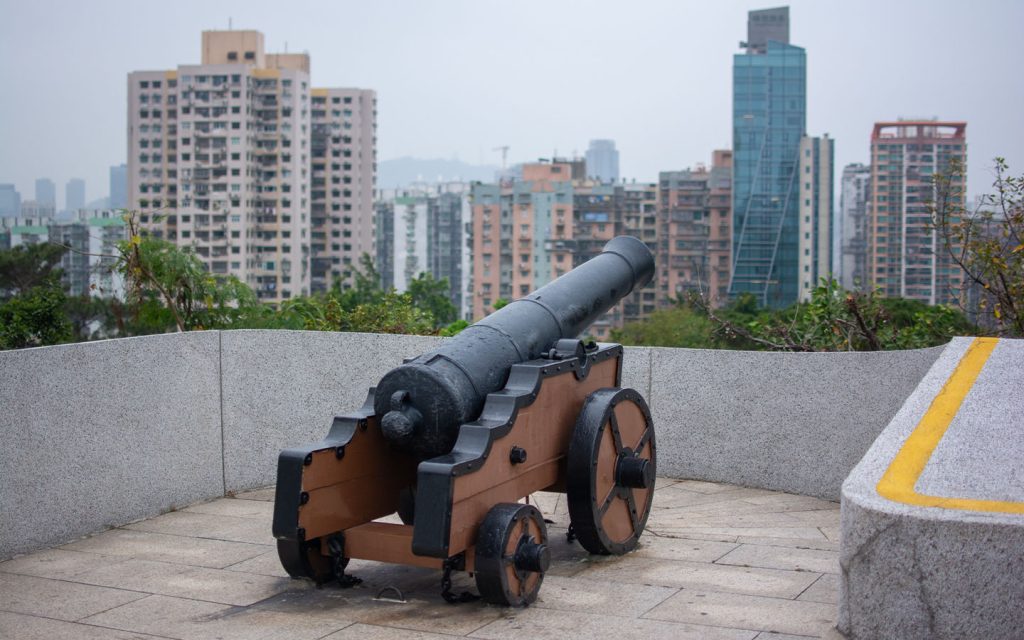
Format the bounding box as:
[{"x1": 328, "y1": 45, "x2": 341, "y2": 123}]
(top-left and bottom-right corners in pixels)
[{"x1": 1, "y1": 0, "x2": 1021, "y2": 207}]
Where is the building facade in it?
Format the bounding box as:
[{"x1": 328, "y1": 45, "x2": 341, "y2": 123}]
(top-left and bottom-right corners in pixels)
[
  {"x1": 127, "y1": 29, "x2": 375, "y2": 303},
  {"x1": 797, "y1": 134, "x2": 833, "y2": 301},
  {"x1": 0, "y1": 184, "x2": 21, "y2": 217},
  {"x1": 110, "y1": 164, "x2": 128, "y2": 209},
  {"x1": 375, "y1": 184, "x2": 469, "y2": 317},
  {"x1": 585, "y1": 139, "x2": 620, "y2": 183},
  {"x1": 65, "y1": 179, "x2": 85, "y2": 213},
  {"x1": 868, "y1": 120, "x2": 966, "y2": 305},
  {"x1": 657, "y1": 150, "x2": 733, "y2": 305},
  {"x1": 468, "y1": 161, "x2": 659, "y2": 338},
  {"x1": 0, "y1": 210, "x2": 126, "y2": 298},
  {"x1": 310, "y1": 88, "x2": 377, "y2": 293},
  {"x1": 837, "y1": 163, "x2": 871, "y2": 290},
  {"x1": 730, "y1": 7, "x2": 806, "y2": 308},
  {"x1": 35, "y1": 178, "x2": 56, "y2": 208}
]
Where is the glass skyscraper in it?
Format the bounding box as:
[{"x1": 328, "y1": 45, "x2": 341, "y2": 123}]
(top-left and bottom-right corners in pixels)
[{"x1": 729, "y1": 7, "x2": 806, "y2": 308}]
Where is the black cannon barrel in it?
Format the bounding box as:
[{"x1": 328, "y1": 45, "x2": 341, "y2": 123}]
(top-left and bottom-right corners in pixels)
[{"x1": 375, "y1": 235, "x2": 654, "y2": 460}]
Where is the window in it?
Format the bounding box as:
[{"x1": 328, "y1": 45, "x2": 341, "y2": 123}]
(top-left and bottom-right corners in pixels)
[
  {"x1": 227, "y1": 51, "x2": 238, "y2": 61},
  {"x1": 244, "y1": 51, "x2": 255, "y2": 60}
]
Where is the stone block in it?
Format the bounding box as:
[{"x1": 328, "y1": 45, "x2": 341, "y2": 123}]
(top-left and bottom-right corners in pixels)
[
  {"x1": 0, "y1": 332, "x2": 223, "y2": 559},
  {"x1": 649, "y1": 344, "x2": 943, "y2": 499}
]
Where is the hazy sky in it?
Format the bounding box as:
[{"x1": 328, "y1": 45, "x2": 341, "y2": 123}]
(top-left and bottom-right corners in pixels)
[{"x1": 1, "y1": 0, "x2": 1021, "y2": 207}]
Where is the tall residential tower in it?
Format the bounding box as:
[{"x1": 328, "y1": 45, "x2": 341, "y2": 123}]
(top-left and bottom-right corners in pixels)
[
  {"x1": 127, "y1": 29, "x2": 376, "y2": 303},
  {"x1": 868, "y1": 120, "x2": 966, "y2": 305}
]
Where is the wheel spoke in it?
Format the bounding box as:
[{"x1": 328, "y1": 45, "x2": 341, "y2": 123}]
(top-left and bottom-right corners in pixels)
[
  {"x1": 597, "y1": 486, "x2": 617, "y2": 517},
  {"x1": 635, "y1": 426, "x2": 651, "y2": 453},
  {"x1": 608, "y1": 413, "x2": 624, "y2": 451},
  {"x1": 624, "y1": 488, "x2": 641, "y2": 534}
]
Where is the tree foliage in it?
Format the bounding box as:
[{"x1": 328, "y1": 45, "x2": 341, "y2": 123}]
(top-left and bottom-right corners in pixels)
[
  {"x1": 0, "y1": 280, "x2": 72, "y2": 349},
  {"x1": 0, "y1": 243, "x2": 67, "y2": 301},
  {"x1": 698, "y1": 279, "x2": 976, "y2": 351},
  {"x1": 932, "y1": 157, "x2": 1023, "y2": 336}
]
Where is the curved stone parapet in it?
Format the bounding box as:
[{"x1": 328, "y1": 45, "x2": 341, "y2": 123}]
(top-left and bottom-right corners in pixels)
[{"x1": 839, "y1": 337, "x2": 1024, "y2": 639}]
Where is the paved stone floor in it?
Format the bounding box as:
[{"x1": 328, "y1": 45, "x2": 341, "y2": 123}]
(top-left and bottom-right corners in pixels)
[{"x1": 0, "y1": 479, "x2": 843, "y2": 639}]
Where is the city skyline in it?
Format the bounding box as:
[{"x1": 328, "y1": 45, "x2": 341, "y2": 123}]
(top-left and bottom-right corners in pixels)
[{"x1": 1, "y1": 0, "x2": 1021, "y2": 204}]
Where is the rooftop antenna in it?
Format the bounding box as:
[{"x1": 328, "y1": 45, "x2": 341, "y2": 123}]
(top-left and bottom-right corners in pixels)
[{"x1": 492, "y1": 146, "x2": 509, "y2": 171}]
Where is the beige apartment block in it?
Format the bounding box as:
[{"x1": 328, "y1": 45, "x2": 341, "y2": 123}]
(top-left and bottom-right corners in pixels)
[
  {"x1": 868, "y1": 121, "x2": 966, "y2": 306},
  {"x1": 797, "y1": 135, "x2": 833, "y2": 302},
  {"x1": 127, "y1": 29, "x2": 376, "y2": 303},
  {"x1": 310, "y1": 88, "x2": 377, "y2": 292},
  {"x1": 657, "y1": 150, "x2": 733, "y2": 306}
]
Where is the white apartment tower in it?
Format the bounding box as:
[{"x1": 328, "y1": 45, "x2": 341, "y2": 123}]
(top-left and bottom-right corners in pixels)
[{"x1": 128, "y1": 30, "x2": 376, "y2": 302}]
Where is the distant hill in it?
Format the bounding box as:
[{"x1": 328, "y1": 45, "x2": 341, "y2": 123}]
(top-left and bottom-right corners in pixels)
[{"x1": 378, "y1": 157, "x2": 500, "y2": 188}]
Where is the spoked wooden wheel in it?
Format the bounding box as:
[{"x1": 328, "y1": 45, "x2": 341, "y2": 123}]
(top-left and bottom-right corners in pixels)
[
  {"x1": 474, "y1": 503, "x2": 550, "y2": 606},
  {"x1": 567, "y1": 387, "x2": 656, "y2": 555}
]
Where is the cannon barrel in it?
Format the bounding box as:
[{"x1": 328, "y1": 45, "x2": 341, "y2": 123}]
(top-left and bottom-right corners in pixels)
[{"x1": 375, "y1": 235, "x2": 655, "y2": 460}]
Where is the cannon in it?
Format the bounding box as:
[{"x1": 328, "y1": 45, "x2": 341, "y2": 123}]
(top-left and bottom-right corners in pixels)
[{"x1": 272, "y1": 236, "x2": 658, "y2": 606}]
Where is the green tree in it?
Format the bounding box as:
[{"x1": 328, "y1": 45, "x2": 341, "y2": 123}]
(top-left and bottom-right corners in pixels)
[
  {"x1": 699, "y1": 279, "x2": 976, "y2": 351},
  {"x1": 0, "y1": 280, "x2": 72, "y2": 349},
  {"x1": 116, "y1": 213, "x2": 262, "y2": 332},
  {"x1": 0, "y1": 243, "x2": 67, "y2": 301},
  {"x1": 932, "y1": 157, "x2": 1023, "y2": 336},
  {"x1": 612, "y1": 304, "x2": 716, "y2": 348},
  {"x1": 407, "y1": 272, "x2": 457, "y2": 326}
]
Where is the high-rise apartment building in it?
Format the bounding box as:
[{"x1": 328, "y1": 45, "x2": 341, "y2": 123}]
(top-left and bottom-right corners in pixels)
[
  {"x1": 797, "y1": 134, "x2": 833, "y2": 301},
  {"x1": 657, "y1": 150, "x2": 733, "y2": 305},
  {"x1": 65, "y1": 178, "x2": 85, "y2": 212},
  {"x1": 375, "y1": 184, "x2": 469, "y2": 317},
  {"x1": 18, "y1": 199, "x2": 56, "y2": 218},
  {"x1": 585, "y1": 139, "x2": 620, "y2": 183},
  {"x1": 35, "y1": 178, "x2": 56, "y2": 207},
  {"x1": 0, "y1": 185, "x2": 21, "y2": 217},
  {"x1": 310, "y1": 88, "x2": 377, "y2": 293},
  {"x1": 730, "y1": 6, "x2": 806, "y2": 308},
  {"x1": 110, "y1": 164, "x2": 128, "y2": 209},
  {"x1": 868, "y1": 120, "x2": 966, "y2": 305},
  {"x1": 837, "y1": 163, "x2": 871, "y2": 290},
  {"x1": 127, "y1": 29, "x2": 376, "y2": 303}
]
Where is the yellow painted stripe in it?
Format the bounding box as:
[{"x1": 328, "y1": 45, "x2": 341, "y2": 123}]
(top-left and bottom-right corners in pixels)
[{"x1": 877, "y1": 337, "x2": 1024, "y2": 514}]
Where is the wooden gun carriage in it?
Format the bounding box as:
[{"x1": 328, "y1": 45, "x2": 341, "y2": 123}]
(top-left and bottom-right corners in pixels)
[{"x1": 272, "y1": 237, "x2": 657, "y2": 606}]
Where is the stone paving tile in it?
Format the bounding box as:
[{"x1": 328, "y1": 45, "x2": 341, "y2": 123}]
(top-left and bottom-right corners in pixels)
[
  {"x1": 735, "y1": 536, "x2": 840, "y2": 552},
  {"x1": 648, "y1": 525, "x2": 830, "y2": 541},
  {"x1": 223, "y1": 550, "x2": 292, "y2": 578},
  {"x1": 70, "y1": 558, "x2": 295, "y2": 607},
  {"x1": 0, "y1": 610, "x2": 173, "y2": 640},
  {"x1": 631, "y1": 533, "x2": 738, "y2": 563},
  {"x1": 124, "y1": 510, "x2": 275, "y2": 546},
  {"x1": 61, "y1": 529, "x2": 268, "y2": 569},
  {"x1": 183, "y1": 498, "x2": 275, "y2": 520},
  {"x1": 644, "y1": 587, "x2": 837, "y2": 637},
  {"x1": 575, "y1": 555, "x2": 820, "y2": 599},
  {"x1": 9, "y1": 479, "x2": 841, "y2": 638},
  {"x1": 715, "y1": 544, "x2": 840, "y2": 574},
  {"x1": 796, "y1": 574, "x2": 839, "y2": 605},
  {"x1": 0, "y1": 548, "x2": 119, "y2": 580},
  {"x1": 532, "y1": 574, "x2": 678, "y2": 618},
  {"x1": 81, "y1": 594, "x2": 351, "y2": 640},
  {"x1": 0, "y1": 572, "x2": 148, "y2": 622},
  {"x1": 470, "y1": 606, "x2": 759, "y2": 640},
  {"x1": 233, "y1": 487, "x2": 276, "y2": 501},
  {"x1": 323, "y1": 623, "x2": 472, "y2": 640},
  {"x1": 255, "y1": 584, "x2": 504, "y2": 636}
]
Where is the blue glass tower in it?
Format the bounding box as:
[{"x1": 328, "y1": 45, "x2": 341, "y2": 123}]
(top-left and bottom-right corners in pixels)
[{"x1": 729, "y1": 7, "x2": 806, "y2": 308}]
